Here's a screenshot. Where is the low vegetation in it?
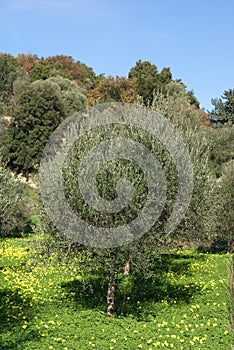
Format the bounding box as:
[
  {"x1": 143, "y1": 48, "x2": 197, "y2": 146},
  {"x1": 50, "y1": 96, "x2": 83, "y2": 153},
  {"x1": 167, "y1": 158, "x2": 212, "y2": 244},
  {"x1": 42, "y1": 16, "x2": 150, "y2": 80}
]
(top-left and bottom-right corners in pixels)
[{"x1": 0, "y1": 237, "x2": 233, "y2": 350}]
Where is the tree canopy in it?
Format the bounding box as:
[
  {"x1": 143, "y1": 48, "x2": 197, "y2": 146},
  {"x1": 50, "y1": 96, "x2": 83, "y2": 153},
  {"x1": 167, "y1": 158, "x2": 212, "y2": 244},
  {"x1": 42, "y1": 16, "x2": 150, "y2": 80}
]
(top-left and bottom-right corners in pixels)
[
  {"x1": 0, "y1": 54, "x2": 19, "y2": 104},
  {"x1": 209, "y1": 88, "x2": 234, "y2": 123},
  {"x1": 128, "y1": 60, "x2": 172, "y2": 105},
  {"x1": 87, "y1": 76, "x2": 138, "y2": 105},
  {"x1": 2, "y1": 80, "x2": 67, "y2": 176}
]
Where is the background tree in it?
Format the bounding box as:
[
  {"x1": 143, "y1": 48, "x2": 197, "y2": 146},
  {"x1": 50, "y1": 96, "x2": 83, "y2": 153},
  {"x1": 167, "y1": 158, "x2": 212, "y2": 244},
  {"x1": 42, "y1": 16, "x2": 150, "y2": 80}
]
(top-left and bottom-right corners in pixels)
[
  {"x1": 87, "y1": 76, "x2": 139, "y2": 105},
  {"x1": 45, "y1": 55, "x2": 80, "y2": 79},
  {"x1": 47, "y1": 76, "x2": 87, "y2": 116},
  {"x1": 156, "y1": 67, "x2": 173, "y2": 89},
  {"x1": 29, "y1": 58, "x2": 63, "y2": 81},
  {"x1": 209, "y1": 88, "x2": 234, "y2": 123},
  {"x1": 8, "y1": 69, "x2": 31, "y2": 110},
  {"x1": 2, "y1": 80, "x2": 67, "y2": 176},
  {"x1": 205, "y1": 126, "x2": 234, "y2": 178},
  {"x1": 30, "y1": 55, "x2": 102, "y2": 90},
  {"x1": 186, "y1": 89, "x2": 200, "y2": 109},
  {"x1": 16, "y1": 53, "x2": 38, "y2": 73},
  {"x1": 75, "y1": 60, "x2": 104, "y2": 89},
  {"x1": 0, "y1": 160, "x2": 31, "y2": 237},
  {"x1": 128, "y1": 60, "x2": 159, "y2": 105},
  {"x1": 152, "y1": 81, "x2": 204, "y2": 129},
  {"x1": 0, "y1": 54, "x2": 20, "y2": 104},
  {"x1": 128, "y1": 60, "x2": 173, "y2": 105}
]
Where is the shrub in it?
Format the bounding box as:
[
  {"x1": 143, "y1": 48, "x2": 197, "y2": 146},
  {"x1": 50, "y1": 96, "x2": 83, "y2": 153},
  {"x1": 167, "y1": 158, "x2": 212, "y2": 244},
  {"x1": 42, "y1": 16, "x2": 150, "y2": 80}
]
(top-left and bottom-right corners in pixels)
[{"x1": 0, "y1": 162, "x2": 31, "y2": 237}]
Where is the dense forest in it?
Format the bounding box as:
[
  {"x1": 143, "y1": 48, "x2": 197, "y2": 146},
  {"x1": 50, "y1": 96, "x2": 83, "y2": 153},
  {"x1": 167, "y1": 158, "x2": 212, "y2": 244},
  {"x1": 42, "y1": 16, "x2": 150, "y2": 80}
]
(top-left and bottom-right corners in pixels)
[{"x1": 0, "y1": 53, "x2": 234, "y2": 349}]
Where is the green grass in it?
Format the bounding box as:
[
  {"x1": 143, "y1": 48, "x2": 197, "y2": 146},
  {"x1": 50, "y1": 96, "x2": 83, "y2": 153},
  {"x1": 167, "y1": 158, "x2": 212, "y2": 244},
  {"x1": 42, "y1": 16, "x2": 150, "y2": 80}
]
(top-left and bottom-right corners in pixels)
[{"x1": 0, "y1": 237, "x2": 233, "y2": 350}]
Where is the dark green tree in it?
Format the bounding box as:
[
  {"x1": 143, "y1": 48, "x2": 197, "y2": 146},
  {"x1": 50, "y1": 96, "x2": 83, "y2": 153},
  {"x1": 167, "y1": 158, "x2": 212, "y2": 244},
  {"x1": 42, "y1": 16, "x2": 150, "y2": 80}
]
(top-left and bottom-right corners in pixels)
[
  {"x1": 209, "y1": 88, "x2": 234, "y2": 122},
  {"x1": 2, "y1": 80, "x2": 66, "y2": 176},
  {"x1": 128, "y1": 60, "x2": 172, "y2": 105},
  {"x1": 156, "y1": 67, "x2": 172, "y2": 87},
  {"x1": 186, "y1": 89, "x2": 200, "y2": 109},
  {"x1": 128, "y1": 60, "x2": 159, "y2": 105},
  {"x1": 29, "y1": 58, "x2": 62, "y2": 81},
  {"x1": 0, "y1": 54, "x2": 19, "y2": 104}
]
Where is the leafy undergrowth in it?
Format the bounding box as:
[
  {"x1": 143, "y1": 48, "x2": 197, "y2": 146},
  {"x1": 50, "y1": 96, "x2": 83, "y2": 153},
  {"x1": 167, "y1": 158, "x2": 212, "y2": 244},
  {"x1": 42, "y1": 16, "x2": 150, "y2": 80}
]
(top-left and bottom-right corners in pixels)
[{"x1": 0, "y1": 237, "x2": 233, "y2": 350}]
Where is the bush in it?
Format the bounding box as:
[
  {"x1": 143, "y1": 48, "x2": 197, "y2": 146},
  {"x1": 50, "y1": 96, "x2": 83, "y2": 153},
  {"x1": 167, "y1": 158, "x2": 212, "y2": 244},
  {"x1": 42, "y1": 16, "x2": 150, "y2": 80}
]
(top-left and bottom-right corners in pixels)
[
  {"x1": 212, "y1": 164, "x2": 234, "y2": 253},
  {"x1": 0, "y1": 163, "x2": 32, "y2": 237}
]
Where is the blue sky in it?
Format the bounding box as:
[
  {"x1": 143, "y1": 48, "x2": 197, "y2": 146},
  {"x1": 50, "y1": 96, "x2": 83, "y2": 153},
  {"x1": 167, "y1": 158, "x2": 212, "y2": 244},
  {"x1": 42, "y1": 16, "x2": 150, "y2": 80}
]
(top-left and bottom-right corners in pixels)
[{"x1": 0, "y1": 0, "x2": 233, "y2": 110}]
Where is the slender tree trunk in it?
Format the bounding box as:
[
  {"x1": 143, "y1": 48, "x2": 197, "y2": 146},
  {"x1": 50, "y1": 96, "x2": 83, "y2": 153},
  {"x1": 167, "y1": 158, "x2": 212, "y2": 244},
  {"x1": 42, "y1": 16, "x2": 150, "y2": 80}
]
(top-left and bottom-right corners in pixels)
[
  {"x1": 123, "y1": 259, "x2": 131, "y2": 276},
  {"x1": 107, "y1": 274, "x2": 117, "y2": 317}
]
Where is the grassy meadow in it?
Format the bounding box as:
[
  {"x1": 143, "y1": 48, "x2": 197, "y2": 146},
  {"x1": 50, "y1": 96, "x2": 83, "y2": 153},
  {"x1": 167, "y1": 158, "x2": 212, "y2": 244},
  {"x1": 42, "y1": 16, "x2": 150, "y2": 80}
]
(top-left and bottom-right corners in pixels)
[{"x1": 0, "y1": 236, "x2": 233, "y2": 350}]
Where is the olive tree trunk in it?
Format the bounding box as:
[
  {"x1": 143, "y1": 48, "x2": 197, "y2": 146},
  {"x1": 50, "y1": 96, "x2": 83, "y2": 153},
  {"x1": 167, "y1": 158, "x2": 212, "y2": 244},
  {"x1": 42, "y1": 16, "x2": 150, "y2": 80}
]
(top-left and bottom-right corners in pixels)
[
  {"x1": 107, "y1": 274, "x2": 117, "y2": 317},
  {"x1": 123, "y1": 259, "x2": 131, "y2": 275}
]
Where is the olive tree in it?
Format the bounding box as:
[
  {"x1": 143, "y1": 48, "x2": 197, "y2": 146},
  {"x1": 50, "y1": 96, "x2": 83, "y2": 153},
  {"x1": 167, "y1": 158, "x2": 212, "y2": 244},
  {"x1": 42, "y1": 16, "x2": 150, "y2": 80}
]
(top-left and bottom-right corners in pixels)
[{"x1": 38, "y1": 102, "x2": 212, "y2": 317}]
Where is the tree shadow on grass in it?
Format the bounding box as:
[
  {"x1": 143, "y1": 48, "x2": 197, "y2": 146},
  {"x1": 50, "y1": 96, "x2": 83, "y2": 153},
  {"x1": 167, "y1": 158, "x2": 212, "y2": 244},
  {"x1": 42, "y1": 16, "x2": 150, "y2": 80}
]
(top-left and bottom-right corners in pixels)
[
  {"x1": 117, "y1": 276, "x2": 199, "y2": 319},
  {"x1": 62, "y1": 275, "x2": 107, "y2": 310},
  {"x1": 61, "y1": 253, "x2": 206, "y2": 319},
  {"x1": 0, "y1": 288, "x2": 40, "y2": 349}
]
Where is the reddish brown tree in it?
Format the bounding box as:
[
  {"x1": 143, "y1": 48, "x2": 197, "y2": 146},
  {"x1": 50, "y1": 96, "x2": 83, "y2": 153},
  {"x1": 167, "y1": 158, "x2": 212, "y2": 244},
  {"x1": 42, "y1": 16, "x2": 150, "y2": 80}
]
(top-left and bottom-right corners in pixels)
[
  {"x1": 87, "y1": 76, "x2": 138, "y2": 105},
  {"x1": 16, "y1": 53, "x2": 38, "y2": 73}
]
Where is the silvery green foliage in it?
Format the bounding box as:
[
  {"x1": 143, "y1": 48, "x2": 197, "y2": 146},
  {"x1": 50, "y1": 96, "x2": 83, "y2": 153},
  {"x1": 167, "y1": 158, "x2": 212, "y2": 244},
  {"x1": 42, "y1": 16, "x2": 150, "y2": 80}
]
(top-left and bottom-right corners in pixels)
[
  {"x1": 38, "y1": 101, "x2": 213, "y2": 316},
  {"x1": 39, "y1": 102, "x2": 211, "y2": 256},
  {"x1": 47, "y1": 76, "x2": 86, "y2": 116}
]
